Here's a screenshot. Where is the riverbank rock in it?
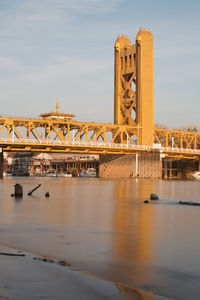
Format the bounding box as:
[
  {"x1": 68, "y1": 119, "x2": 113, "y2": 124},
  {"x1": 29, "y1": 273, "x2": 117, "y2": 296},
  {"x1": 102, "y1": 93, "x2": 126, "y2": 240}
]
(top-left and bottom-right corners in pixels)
[
  {"x1": 150, "y1": 193, "x2": 159, "y2": 200},
  {"x1": 144, "y1": 200, "x2": 150, "y2": 204}
]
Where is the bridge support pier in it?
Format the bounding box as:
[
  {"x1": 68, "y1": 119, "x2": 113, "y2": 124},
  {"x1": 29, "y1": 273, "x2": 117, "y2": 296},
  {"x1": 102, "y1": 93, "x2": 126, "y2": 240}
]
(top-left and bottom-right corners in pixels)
[
  {"x1": 99, "y1": 152, "x2": 161, "y2": 179},
  {"x1": 0, "y1": 148, "x2": 3, "y2": 179}
]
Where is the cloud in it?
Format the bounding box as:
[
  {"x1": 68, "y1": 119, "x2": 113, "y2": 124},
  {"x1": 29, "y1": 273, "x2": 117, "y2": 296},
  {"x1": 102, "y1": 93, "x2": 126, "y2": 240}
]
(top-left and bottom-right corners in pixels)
[
  {"x1": 27, "y1": 13, "x2": 62, "y2": 23},
  {"x1": 0, "y1": 57, "x2": 24, "y2": 72},
  {"x1": 21, "y1": 0, "x2": 121, "y2": 17},
  {"x1": 155, "y1": 37, "x2": 200, "y2": 59},
  {"x1": 0, "y1": 55, "x2": 111, "y2": 83},
  {"x1": 0, "y1": 0, "x2": 200, "y2": 127},
  {"x1": 69, "y1": 0, "x2": 121, "y2": 14},
  {"x1": 0, "y1": 54, "x2": 113, "y2": 118}
]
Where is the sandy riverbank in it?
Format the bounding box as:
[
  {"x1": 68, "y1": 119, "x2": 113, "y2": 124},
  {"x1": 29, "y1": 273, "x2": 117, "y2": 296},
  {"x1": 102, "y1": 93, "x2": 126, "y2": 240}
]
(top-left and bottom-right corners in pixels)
[{"x1": 0, "y1": 243, "x2": 156, "y2": 300}]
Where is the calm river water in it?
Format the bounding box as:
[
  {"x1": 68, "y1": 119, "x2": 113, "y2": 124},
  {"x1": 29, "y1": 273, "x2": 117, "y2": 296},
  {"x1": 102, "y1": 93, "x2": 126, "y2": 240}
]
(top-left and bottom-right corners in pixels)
[{"x1": 0, "y1": 177, "x2": 200, "y2": 299}]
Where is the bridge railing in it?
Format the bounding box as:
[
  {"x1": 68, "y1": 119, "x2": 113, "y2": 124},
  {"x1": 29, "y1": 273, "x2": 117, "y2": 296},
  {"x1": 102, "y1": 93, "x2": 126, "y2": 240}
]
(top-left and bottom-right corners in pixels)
[
  {"x1": 0, "y1": 137, "x2": 200, "y2": 154},
  {"x1": 0, "y1": 137, "x2": 152, "y2": 151},
  {"x1": 162, "y1": 146, "x2": 200, "y2": 154}
]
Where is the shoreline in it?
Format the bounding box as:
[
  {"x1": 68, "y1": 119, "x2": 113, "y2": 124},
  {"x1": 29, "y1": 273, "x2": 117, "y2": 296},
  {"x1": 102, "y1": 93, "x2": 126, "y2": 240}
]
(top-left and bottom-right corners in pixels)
[
  {"x1": 0, "y1": 177, "x2": 185, "y2": 300},
  {"x1": 0, "y1": 242, "x2": 123, "y2": 300},
  {"x1": 0, "y1": 242, "x2": 162, "y2": 300}
]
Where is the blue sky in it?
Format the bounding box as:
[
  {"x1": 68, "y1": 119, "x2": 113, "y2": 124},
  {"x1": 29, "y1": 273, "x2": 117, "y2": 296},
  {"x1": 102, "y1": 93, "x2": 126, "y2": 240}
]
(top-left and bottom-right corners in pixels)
[{"x1": 0, "y1": 0, "x2": 200, "y2": 128}]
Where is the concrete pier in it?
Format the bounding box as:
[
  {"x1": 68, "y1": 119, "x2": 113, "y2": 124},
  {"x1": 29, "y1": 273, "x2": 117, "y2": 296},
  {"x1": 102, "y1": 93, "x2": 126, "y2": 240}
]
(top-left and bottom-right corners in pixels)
[
  {"x1": 0, "y1": 148, "x2": 3, "y2": 179},
  {"x1": 99, "y1": 151, "x2": 161, "y2": 179}
]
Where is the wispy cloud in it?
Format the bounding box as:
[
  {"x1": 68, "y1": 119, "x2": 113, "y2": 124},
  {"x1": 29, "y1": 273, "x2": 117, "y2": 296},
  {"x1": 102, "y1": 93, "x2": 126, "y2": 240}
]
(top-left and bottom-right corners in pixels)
[
  {"x1": 0, "y1": 57, "x2": 24, "y2": 72},
  {"x1": 0, "y1": 0, "x2": 200, "y2": 126},
  {"x1": 21, "y1": 0, "x2": 121, "y2": 16},
  {"x1": 0, "y1": 54, "x2": 113, "y2": 119},
  {"x1": 155, "y1": 33, "x2": 200, "y2": 59},
  {"x1": 69, "y1": 0, "x2": 121, "y2": 14}
]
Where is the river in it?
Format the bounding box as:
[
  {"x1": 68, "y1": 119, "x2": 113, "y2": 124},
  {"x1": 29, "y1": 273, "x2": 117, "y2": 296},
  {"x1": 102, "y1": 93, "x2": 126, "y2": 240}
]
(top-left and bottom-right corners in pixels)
[{"x1": 0, "y1": 177, "x2": 200, "y2": 300}]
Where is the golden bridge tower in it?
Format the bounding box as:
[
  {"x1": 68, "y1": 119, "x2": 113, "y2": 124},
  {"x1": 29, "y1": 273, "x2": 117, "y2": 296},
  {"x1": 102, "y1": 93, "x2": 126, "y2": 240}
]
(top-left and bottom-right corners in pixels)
[{"x1": 114, "y1": 29, "x2": 154, "y2": 145}]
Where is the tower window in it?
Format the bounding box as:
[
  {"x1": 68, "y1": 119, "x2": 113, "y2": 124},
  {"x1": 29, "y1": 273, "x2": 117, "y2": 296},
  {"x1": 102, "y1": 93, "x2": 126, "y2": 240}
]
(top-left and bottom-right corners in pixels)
[
  {"x1": 121, "y1": 57, "x2": 123, "y2": 70},
  {"x1": 129, "y1": 55, "x2": 132, "y2": 67}
]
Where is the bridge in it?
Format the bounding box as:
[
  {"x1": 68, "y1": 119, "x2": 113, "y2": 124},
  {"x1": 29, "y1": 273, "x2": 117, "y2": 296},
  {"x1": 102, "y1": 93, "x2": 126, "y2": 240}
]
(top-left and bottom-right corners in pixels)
[
  {"x1": 0, "y1": 29, "x2": 199, "y2": 178},
  {"x1": 0, "y1": 116, "x2": 199, "y2": 158}
]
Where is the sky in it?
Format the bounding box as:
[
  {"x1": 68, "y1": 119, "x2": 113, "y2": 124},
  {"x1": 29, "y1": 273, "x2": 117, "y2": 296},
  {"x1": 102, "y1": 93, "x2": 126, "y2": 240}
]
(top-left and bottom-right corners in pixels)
[{"x1": 0, "y1": 0, "x2": 200, "y2": 128}]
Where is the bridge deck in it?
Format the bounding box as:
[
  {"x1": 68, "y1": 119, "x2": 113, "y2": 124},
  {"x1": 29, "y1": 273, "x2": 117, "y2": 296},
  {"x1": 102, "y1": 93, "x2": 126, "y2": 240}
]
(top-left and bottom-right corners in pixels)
[{"x1": 0, "y1": 116, "x2": 199, "y2": 157}]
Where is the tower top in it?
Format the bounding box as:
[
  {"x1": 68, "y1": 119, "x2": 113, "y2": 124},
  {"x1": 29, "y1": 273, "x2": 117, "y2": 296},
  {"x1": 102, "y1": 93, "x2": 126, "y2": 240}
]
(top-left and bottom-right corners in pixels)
[
  {"x1": 39, "y1": 104, "x2": 76, "y2": 120},
  {"x1": 114, "y1": 35, "x2": 131, "y2": 51},
  {"x1": 56, "y1": 102, "x2": 59, "y2": 113}
]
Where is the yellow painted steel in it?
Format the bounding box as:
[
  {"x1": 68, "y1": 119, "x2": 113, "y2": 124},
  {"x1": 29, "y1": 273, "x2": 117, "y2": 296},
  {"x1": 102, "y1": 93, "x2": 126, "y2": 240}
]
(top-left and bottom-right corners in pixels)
[
  {"x1": 154, "y1": 128, "x2": 200, "y2": 159},
  {"x1": 136, "y1": 29, "x2": 154, "y2": 145},
  {"x1": 114, "y1": 29, "x2": 154, "y2": 145},
  {"x1": 0, "y1": 29, "x2": 199, "y2": 160},
  {"x1": 114, "y1": 35, "x2": 134, "y2": 126},
  {"x1": 154, "y1": 128, "x2": 200, "y2": 149},
  {"x1": 0, "y1": 116, "x2": 200, "y2": 159},
  {"x1": 0, "y1": 116, "x2": 139, "y2": 154}
]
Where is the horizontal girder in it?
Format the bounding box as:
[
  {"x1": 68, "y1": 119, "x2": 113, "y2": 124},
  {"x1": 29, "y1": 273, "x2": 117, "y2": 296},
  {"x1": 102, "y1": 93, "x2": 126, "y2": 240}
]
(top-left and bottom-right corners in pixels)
[{"x1": 0, "y1": 117, "x2": 200, "y2": 158}]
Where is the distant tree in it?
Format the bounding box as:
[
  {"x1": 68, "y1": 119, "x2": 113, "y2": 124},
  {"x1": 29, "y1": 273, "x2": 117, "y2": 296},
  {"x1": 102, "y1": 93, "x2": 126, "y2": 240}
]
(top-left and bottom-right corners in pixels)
[
  {"x1": 173, "y1": 126, "x2": 199, "y2": 133},
  {"x1": 187, "y1": 126, "x2": 198, "y2": 133}
]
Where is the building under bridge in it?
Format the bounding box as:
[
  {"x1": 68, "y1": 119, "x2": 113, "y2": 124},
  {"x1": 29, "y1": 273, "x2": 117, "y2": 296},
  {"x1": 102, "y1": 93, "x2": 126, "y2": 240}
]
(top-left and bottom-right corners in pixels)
[{"x1": 4, "y1": 152, "x2": 98, "y2": 177}]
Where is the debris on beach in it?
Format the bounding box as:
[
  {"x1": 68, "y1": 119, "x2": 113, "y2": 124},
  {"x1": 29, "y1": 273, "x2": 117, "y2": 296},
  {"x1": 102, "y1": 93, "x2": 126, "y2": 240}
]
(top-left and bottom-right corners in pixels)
[
  {"x1": 57, "y1": 260, "x2": 71, "y2": 267},
  {"x1": 28, "y1": 184, "x2": 41, "y2": 196},
  {"x1": 33, "y1": 257, "x2": 71, "y2": 267},
  {"x1": 45, "y1": 192, "x2": 50, "y2": 197},
  {"x1": 0, "y1": 252, "x2": 25, "y2": 257},
  {"x1": 33, "y1": 257, "x2": 54, "y2": 263}
]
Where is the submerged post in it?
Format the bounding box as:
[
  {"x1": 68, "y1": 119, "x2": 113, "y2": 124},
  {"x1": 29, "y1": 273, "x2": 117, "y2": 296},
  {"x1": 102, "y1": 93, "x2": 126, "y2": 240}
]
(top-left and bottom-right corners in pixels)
[{"x1": 14, "y1": 184, "x2": 23, "y2": 197}]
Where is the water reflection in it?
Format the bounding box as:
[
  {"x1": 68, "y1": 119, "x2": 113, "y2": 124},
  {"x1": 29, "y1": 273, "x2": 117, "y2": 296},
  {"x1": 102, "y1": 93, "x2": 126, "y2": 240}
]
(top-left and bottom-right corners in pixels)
[
  {"x1": 110, "y1": 180, "x2": 156, "y2": 286},
  {"x1": 1, "y1": 178, "x2": 200, "y2": 299}
]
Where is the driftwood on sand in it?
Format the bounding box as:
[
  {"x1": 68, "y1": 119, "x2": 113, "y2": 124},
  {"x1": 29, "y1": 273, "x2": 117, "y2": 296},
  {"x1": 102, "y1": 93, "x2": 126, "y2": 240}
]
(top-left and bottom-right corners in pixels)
[{"x1": 0, "y1": 252, "x2": 26, "y2": 257}]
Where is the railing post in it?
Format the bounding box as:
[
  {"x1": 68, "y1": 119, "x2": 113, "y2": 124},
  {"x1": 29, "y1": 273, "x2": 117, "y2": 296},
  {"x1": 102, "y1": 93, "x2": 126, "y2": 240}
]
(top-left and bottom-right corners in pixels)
[
  {"x1": 136, "y1": 153, "x2": 138, "y2": 177},
  {"x1": 12, "y1": 126, "x2": 14, "y2": 143},
  {"x1": 0, "y1": 148, "x2": 3, "y2": 179}
]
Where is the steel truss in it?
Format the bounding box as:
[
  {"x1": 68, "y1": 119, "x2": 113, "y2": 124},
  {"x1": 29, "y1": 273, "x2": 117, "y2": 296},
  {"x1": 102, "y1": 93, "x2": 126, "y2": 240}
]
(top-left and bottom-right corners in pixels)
[
  {"x1": 0, "y1": 117, "x2": 200, "y2": 157},
  {"x1": 154, "y1": 129, "x2": 200, "y2": 150},
  {"x1": 0, "y1": 117, "x2": 138, "y2": 154}
]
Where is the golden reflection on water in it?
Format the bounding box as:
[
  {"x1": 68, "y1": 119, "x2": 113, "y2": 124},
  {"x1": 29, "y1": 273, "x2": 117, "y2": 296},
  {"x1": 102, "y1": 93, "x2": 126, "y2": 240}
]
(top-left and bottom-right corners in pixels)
[
  {"x1": 111, "y1": 180, "x2": 156, "y2": 284},
  {"x1": 116, "y1": 283, "x2": 154, "y2": 300},
  {"x1": 1, "y1": 178, "x2": 200, "y2": 300}
]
